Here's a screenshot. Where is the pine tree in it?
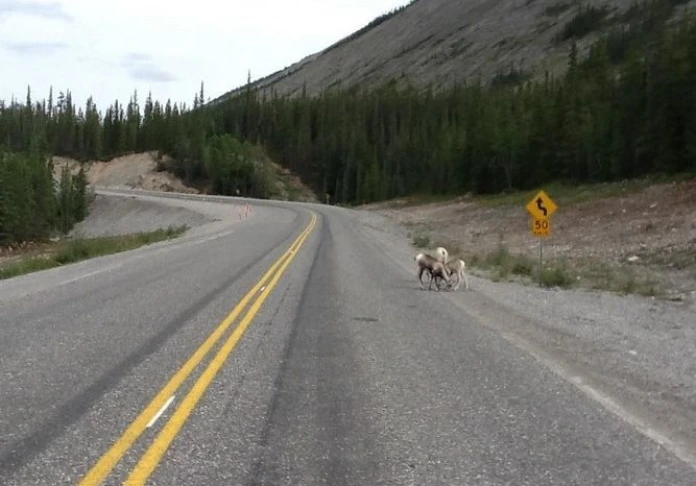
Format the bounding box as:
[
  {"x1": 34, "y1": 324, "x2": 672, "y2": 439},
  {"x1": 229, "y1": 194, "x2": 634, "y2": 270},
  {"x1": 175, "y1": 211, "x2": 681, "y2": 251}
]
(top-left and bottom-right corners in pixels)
[{"x1": 73, "y1": 165, "x2": 89, "y2": 222}]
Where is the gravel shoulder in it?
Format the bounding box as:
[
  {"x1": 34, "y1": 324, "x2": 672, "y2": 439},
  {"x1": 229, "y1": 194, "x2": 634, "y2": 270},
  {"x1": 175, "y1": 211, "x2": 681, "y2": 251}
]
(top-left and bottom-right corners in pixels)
[
  {"x1": 349, "y1": 204, "x2": 696, "y2": 467},
  {"x1": 68, "y1": 193, "x2": 214, "y2": 239}
]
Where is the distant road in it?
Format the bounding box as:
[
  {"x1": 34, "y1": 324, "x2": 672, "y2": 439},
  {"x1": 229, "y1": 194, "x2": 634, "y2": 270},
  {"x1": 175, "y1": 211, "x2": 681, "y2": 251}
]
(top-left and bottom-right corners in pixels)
[{"x1": 0, "y1": 190, "x2": 694, "y2": 485}]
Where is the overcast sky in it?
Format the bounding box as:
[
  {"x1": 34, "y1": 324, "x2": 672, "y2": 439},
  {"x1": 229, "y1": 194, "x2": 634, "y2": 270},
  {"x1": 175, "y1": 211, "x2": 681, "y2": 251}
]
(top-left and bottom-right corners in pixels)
[{"x1": 0, "y1": 0, "x2": 405, "y2": 110}]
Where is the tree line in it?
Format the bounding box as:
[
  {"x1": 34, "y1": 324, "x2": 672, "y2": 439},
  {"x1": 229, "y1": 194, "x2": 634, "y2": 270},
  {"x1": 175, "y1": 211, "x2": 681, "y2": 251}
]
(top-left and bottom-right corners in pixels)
[
  {"x1": 208, "y1": 0, "x2": 696, "y2": 202},
  {"x1": 0, "y1": 82, "x2": 267, "y2": 244},
  {"x1": 1, "y1": 0, "x2": 695, "y2": 244},
  {"x1": 0, "y1": 148, "x2": 89, "y2": 246}
]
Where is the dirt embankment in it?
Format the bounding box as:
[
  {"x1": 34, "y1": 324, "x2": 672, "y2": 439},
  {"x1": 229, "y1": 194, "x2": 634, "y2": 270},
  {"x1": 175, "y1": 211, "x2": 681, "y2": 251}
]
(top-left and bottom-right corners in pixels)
[
  {"x1": 52, "y1": 152, "x2": 199, "y2": 194},
  {"x1": 52, "y1": 151, "x2": 318, "y2": 202},
  {"x1": 68, "y1": 194, "x2": 214, "y2": 239},
  {"x1": 363, "y1": 178, "x2": 696, "y2": 302},
  {"x1": 44, "y1": 150, "x2": 318, "y2": 241}
]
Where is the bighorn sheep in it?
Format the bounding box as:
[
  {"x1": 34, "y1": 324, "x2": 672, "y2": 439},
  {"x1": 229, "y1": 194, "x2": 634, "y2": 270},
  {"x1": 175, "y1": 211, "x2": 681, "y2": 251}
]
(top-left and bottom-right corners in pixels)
[
  {"x1": 435, "y1": 246, "x2": 448, "y2": 264},
  {"x1": 444, "y1": 258, "x2": 469, "y2": 291},
  {"x1": 415, "y1": 252, "x2": 451, "y2": 290}
]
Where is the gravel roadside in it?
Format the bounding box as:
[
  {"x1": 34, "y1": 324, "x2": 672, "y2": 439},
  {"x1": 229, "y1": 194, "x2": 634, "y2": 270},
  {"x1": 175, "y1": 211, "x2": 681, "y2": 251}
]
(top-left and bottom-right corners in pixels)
[{"x1": 349, "y1": 205, "x2": 696, "y2": 467}]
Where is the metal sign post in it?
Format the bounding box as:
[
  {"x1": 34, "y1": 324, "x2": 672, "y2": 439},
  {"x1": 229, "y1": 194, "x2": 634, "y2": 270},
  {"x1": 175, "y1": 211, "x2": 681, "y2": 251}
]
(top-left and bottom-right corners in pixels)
[
  {"x1": 526, "y1": 190, "x2": 558, "y2": 286},
  {"x1": 539, "y1": 237, "x2": 543, "y2": 287}
]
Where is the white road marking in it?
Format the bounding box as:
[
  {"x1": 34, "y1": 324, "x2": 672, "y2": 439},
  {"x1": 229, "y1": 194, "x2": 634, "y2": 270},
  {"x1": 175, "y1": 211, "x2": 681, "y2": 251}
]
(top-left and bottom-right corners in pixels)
[
  {"x1": 147, "y1": 395, "x2": 176, "y2": 428},
  {"x1": 458, "y1": 303, "x2": 696, "y2": 472},
  {"x1": 55, "y1": 264, "x2": 124, "y2": 287}
]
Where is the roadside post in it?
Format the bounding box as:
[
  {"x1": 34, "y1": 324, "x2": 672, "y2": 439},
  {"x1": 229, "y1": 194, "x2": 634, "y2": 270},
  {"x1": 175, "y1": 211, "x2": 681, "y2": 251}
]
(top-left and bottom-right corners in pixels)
[{"x1": 525, "y1": 190, "x2": 558, "y2": 286}]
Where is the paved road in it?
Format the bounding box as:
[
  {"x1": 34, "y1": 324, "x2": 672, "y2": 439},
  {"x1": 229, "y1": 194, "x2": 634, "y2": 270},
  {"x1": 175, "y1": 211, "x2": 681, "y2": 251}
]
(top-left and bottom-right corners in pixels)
[{"x1": 0, "y1": 191, "x2": 694, "y2": 485}]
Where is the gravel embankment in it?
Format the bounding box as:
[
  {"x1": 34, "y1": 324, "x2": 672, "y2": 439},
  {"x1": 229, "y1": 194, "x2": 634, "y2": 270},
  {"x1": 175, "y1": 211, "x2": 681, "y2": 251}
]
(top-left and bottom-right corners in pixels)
[{"x1": 69, "y1": 193, "x2": 216, "y2": 238}]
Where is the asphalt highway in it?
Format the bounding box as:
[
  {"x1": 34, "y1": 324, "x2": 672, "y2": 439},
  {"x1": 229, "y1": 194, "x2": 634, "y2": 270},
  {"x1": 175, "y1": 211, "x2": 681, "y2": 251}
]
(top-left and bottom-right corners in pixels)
[{"x1": 0, "y1": 190, "x2": 694, "y2": 485}]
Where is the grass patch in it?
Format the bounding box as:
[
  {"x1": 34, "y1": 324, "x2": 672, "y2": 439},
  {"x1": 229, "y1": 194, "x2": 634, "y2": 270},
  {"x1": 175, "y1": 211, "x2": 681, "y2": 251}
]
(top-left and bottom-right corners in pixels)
[
  {"x1": 485, "y1": 247, "x2": 509, "y2": 266},
  {"x1": 610, "y1": 273, "x2": 662, "y2": 297},
  {"x1": 433, "y1": 241, "x2": 665, "y2": 297},
  {"x1": 0, "y1": 226, "x2": 187, "y2": 280},
  {"x1": 512, "y1": 258, "x2": 535, "y2": 276},
  {"x1": 0, "y1": 257, "x2": 59, "y2": 280},
  {"x1": 463, "y1": 246, "x2": 553, "y2": 283},
  {"x1": 537, "y1": 265, "x2": 575, "y2": 288},
  {"x1": 483, "y1": 251, "x2": 667, "y2": 296},
  {"x1": 412, "y1": 234, "x2": 431, "y2": 248},
  {"x1": 583, "y1": 262, "x2": 665, "y2": 297},
  {"x1": 477, "y1": 247, "x2": 575, "y2": 287}
]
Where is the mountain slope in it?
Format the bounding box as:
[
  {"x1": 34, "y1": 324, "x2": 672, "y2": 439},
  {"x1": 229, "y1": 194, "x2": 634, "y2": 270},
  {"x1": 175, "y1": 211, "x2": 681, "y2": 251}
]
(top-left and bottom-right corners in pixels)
[{"x1": 216, "y1": 0, "x2": 694, "y2": 100}]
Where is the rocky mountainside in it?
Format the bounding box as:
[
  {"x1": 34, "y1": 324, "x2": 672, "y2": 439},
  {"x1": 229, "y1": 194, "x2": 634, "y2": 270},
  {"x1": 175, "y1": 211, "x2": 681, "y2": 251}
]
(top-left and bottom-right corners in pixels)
[{"x1": 216, "y1": 0, "x2": 695, "y2": 100}]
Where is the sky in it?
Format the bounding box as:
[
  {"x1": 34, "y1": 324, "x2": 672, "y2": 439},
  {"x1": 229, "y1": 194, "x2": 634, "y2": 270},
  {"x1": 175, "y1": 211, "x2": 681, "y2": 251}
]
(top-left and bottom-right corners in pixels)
[{"x1": 0, "y1": 0, "x2": 405, "y2": 110}]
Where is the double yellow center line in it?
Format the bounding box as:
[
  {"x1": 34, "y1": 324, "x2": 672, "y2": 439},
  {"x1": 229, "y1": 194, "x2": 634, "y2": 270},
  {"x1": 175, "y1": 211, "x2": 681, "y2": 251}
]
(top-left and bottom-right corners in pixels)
[{"x1": 79, "y1": 212, "x2": 317, "y2": 486}]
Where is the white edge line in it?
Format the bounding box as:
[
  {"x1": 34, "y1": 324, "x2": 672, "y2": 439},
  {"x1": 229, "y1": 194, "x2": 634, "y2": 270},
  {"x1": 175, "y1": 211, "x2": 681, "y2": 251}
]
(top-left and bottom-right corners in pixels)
[
  {"x1": 147, "y1": 395, "x2": 176, "y2": 428},
  {"x1": 497, "y1": 327, "x2": 696, "y2": 471},
  {"x1": 55, "y1": 264, "x2": 124, "y2": 287}
]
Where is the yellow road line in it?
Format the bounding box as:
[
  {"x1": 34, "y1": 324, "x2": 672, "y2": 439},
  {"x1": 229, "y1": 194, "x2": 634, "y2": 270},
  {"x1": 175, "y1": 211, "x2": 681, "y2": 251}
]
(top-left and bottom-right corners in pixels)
[
  {"x1": 78, "y1": 213, "x2": 317, "y2": 486},
  {"x1": 123, "y1": 213, "x2": 317, "y2": 485}
]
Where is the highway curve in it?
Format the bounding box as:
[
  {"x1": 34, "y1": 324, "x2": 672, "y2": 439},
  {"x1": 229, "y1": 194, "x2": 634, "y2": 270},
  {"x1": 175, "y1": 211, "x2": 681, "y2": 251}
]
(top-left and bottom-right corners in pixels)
[{"x1": 0, "y1": 190, "x2": 694, "y2": 485}]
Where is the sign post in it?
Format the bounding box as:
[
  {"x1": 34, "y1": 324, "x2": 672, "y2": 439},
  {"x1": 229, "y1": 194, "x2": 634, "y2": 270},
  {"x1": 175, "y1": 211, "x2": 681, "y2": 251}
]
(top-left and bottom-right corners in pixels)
[{"x1": 525, "y1": 190, "x2": 558, "y2": 286}]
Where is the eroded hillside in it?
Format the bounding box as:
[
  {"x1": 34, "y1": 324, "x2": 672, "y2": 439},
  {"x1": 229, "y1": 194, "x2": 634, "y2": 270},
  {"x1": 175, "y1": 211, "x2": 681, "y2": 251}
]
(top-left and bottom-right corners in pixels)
[{"x1": 218, "y1": 0, "x2": 696, "y2": 99}]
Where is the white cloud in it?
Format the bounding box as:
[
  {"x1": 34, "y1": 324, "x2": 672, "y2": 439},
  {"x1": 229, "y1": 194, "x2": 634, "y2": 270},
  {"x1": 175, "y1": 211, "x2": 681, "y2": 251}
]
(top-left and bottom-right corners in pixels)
[
  {"x1": 0, "y1": 0, "x2": 406, "y2": 109},
  {"x1": 4, "y1": 40, "x2": 67, "y2": 54},
  {"x1": 0, "y1": 0, "x2": 74, "y2": 22}
]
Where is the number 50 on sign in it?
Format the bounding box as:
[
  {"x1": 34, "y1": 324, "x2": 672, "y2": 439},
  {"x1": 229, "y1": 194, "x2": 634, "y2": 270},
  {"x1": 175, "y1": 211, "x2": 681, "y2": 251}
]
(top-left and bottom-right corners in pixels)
[{"x1": 532, "y1": 217, "x2": 551, "y2": 237}]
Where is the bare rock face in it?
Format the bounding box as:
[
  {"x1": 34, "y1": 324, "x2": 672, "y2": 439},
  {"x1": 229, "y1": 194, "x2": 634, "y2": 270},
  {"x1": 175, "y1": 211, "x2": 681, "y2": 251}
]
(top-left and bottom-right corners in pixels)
[{"x1": 215, "y1": 0, "x2": 682, "y2": 101}]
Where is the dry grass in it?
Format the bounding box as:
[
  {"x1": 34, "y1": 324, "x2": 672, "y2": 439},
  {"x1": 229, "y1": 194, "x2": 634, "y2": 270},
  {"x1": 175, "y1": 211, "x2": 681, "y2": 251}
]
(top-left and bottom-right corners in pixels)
[{"x1": 0, "y1": 226, "x2": 187, "y2": 280}]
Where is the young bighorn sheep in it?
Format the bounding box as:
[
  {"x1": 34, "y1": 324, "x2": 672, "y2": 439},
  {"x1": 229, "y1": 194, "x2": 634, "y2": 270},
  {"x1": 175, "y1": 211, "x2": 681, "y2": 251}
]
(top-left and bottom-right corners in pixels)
[
  {"x1": 415, "y1": 252, "x2": 451, "y2": 290},
  {"x1": 444, "y1": 258, "x2": 469, "y2": 291},
  {"x1": 435, "y1": 246, "x2": 448, "y2": 264}
]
